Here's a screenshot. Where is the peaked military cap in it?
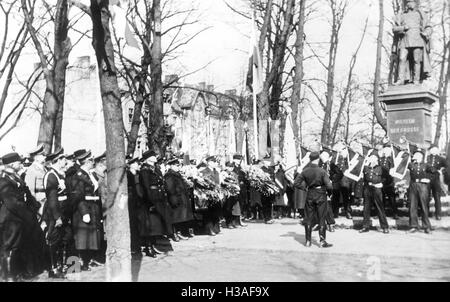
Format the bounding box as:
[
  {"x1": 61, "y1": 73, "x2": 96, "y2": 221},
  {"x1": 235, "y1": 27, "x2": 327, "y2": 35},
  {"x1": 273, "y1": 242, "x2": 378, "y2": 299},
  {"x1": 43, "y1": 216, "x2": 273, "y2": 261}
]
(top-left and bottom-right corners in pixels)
[
  {"x1": 141, "y1": 150, "x2": 157, "y2": 161},
  {"x1": 46, "y1": 147, "x2": 65, "y2": 162},
  {"x1": 94, "y1": 151, "x2": 106, "y2": 163},
  {"x1": 2, "y1": 152, "x2": 24, "y2": 165},
  {"x1": 29, "y1": 144, "x2": 45, "y2": 157},
  {"x1": 233, "y1": 154, "x2": 243, "y2": 160}
]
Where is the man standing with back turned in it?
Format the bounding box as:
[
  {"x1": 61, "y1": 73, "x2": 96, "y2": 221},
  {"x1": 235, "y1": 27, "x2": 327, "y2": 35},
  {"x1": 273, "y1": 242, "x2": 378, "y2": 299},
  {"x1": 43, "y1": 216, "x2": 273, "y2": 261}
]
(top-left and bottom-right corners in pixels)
[{"x1": 295, "y1": 150, "x2": 333, "y2": 248}]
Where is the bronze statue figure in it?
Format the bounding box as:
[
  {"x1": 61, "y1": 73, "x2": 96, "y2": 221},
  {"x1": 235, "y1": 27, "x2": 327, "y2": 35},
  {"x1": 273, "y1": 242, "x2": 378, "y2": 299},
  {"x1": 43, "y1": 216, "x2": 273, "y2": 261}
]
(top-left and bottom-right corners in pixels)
[{"x1": 392, "y1": 0, "x2": 432, "y2": 85}]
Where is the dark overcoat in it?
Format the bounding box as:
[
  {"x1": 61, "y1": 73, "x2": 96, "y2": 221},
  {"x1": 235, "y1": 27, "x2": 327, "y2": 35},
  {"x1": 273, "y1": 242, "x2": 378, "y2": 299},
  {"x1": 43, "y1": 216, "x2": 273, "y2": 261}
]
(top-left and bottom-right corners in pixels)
[
  {"x1": 139, "y1": 164, "x2": 172, "y2": 236},
  {"x1": 164, "y1": 169, "x2": 194, "y2": 224},
  {"x1": 0, "y1": 172, "x2": 46, "y2": 277},
  {"x1": 69, "y1": 168, "x2": 102, "y2": 250}
]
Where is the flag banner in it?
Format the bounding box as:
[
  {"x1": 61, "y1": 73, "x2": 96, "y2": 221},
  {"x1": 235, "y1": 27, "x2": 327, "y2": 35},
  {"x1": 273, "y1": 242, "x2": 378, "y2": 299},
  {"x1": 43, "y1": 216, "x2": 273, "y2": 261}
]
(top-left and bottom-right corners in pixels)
[
  {"x1": 229, "y1": 118, "x2": 237, "y2": 160},
  {"x1": 110, "y1": 1, "x2": 140, "y2": 49},
  {"x1": 247, "y1": 120, "x2": 256, "y2": 160},
  {"x1": 409, "y1": 142, "x2": 419, "y2": 155},
  {"x1": 391, "y1": 143, "x2": 402, "y2": 158},
  {"x1": 235, "y1": 120, "x2": 245, "y2": 155},
  {"x1": 362, "y1": 148, "x2": 374, "y2": 167},
  {"x1": 344, "y1": 151, "x2": 364, "y2": 182},
  {"x1": 283, "y1": 114, "x2": 297, "y2": 184},
  {"x1": 269, "y1": 119, "x2": 280, "y2": 160},
  {"x1": 246, "y1": 14, "x2": 264, "y2": 94},
  {"x1": 243, "y1": 131, "x2": 249, "y2": 165},
  {"x1": 258, "y1": 120, "x2": 268, "y2": 159},
  {"x1": 390, "y1": 150, "x2": 410, "y2": 179}
]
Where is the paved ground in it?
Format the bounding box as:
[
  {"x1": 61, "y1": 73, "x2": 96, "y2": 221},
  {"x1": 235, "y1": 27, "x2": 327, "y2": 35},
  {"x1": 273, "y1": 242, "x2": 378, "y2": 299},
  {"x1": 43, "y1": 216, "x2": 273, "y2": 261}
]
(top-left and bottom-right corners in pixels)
[{"x1": 36, "y1": 217, "x2": 450, "y2": 282}]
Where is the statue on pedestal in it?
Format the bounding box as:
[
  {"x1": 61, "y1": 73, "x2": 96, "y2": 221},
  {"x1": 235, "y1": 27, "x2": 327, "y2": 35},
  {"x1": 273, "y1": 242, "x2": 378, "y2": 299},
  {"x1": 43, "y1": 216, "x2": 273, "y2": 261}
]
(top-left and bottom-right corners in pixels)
[{"x1": 392, "y1": 0, "x2": 432, "y2": 85}]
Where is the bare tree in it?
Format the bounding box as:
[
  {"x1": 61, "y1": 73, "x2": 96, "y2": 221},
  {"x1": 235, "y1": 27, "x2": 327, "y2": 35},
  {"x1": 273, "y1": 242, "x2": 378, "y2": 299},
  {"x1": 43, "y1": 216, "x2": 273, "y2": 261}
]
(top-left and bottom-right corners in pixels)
[
  {"x1": 320, "y1": 0, "x2": 348, "y2": 145},
  {"x1": 291, "y1": 0, "x2": 306, "y2": 152},
  {"x1": 329, "y1": 14, "x2": 368, "y2": 144},
  {"x1": 89, "y1": 0, "x2": 130, "y2": 281},
  {"x1": 259, "y1": 0, "x2": 296, "y2": 120},
  {"x1": 433, "y1": 0, "x2": 450, "y2": 145},
  {"x1": 115, "y1": 0, "x2": 210, "y2": 156},
  {"x1": 373, "y1": 0, "x2": 388, "y2": 131}
]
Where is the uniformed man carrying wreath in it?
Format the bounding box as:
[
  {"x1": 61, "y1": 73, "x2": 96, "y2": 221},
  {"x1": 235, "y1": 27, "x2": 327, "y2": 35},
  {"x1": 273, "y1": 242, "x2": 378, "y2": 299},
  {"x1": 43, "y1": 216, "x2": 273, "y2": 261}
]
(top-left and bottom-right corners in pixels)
[{"x1": 294, "y1": 150, "x2": 333, "y2": 248}]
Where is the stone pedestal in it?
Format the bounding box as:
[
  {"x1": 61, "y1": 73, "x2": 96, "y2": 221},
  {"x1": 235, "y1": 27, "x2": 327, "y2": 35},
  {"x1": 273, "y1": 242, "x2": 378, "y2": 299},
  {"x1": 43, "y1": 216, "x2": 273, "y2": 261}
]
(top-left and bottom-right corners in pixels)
[{"x1": 379, "y1": 85, "x2": 438, "y2": 146}]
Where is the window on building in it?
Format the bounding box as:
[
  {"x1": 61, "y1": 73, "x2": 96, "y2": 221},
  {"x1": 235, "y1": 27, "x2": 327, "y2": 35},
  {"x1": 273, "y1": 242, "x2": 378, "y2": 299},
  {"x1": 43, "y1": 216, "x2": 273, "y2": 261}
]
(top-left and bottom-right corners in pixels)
[{"x1": 128, "y1": 108, "x2": 134, "y2": 123}]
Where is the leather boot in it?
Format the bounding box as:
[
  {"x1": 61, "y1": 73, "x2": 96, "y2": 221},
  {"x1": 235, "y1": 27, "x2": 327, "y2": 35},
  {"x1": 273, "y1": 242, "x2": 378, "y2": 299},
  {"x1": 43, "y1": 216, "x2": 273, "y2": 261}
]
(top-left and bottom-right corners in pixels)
[
  {"x1": 319, "y1": 226, "x2": 333, "y2": 248},
  {"x1": 304, "y1": 225, "x2": 312, "y2": 247}
]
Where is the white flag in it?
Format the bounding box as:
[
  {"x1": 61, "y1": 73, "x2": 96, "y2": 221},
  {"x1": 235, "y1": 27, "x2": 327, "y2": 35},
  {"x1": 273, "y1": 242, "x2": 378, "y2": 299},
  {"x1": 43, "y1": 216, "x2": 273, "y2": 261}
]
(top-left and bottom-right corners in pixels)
[{"x1": 283, "y1": 113, "x2": 297, "y2": 183}]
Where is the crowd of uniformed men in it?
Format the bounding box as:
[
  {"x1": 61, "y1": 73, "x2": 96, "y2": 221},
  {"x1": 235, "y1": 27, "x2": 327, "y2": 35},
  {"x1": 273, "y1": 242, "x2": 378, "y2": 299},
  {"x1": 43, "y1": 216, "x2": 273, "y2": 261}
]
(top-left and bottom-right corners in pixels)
[{"x1": 0, "y1": 139, "x2": 448, "y2": 281}]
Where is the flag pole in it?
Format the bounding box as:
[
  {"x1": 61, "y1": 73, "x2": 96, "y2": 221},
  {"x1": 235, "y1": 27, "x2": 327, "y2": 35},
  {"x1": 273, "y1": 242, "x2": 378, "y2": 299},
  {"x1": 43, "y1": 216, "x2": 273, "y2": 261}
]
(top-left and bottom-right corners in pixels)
[
  {"x1": 253, "y1": 89, "x2": 258, "y2": 160},
  {"x1": 251, "y1": 10, "x2": 259, "y2": 161}
]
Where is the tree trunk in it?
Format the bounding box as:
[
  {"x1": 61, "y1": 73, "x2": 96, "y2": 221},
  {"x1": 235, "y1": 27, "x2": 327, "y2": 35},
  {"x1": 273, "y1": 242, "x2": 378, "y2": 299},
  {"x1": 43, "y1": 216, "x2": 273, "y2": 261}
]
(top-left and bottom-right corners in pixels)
[
  {"x1": 37, "y1": 79, "x2": 58, "y2": 153},
  {"x1": 53, "y1": 0, "x2": 71, "y2": 150},
  {"x1": 127, "y1": 5, "x2": 152, "y2": 156},
  {"x1": 433, "y1": 42, "x2": 450, "y2": 146},
  {"x1": 260, "y1": 0, "x2": 295, "y2": 120},
  {"x1": 90, "y1": 0, "x2": 130, "y2": 282},
  {"x1": 148, "y1": 0, "x2": 165, "y2": 154},
  {"x1": 22, "y1": 0, "x2": 71, "y2": 153},
  {"x1": 292, "y1": 0, "x2": 306, "y2": 155},
  {"x1": 321, "y1": 4, "x2": 339, "y2": 145},
  {"x1": 373, "y1": 0, "x2": 387, "y2": 131}
]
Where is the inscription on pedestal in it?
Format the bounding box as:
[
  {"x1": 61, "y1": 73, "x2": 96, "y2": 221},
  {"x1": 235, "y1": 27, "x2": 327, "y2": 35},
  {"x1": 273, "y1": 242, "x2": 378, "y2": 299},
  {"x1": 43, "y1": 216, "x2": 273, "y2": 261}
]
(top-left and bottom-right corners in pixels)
[{"x1": 380, "y1": 85, "x2": 437, "y2": 146}]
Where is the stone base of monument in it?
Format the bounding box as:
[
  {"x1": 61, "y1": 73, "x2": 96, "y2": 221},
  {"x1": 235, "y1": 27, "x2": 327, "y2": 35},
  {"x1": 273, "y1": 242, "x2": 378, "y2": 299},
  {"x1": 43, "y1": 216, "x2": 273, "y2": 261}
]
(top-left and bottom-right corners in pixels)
[{"x1": 380, "y1": 84, "x2": 438, "y2": 146}]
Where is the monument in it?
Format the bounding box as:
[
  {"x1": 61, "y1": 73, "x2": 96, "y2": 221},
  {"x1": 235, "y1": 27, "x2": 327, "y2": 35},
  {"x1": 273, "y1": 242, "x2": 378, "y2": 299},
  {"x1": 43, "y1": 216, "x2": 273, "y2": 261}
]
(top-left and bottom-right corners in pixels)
[{"x1": 380, "y1": 0, "x2": 438, "y2": 147}]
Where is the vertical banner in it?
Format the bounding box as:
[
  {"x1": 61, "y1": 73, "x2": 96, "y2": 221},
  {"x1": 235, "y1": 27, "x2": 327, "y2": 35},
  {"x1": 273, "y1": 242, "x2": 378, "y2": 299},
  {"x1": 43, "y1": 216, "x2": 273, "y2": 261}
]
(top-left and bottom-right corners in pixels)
[
  {"x1": 181, "y1": 112, "x2": 191, "y2": 155},
  {"x1": 247, "y1": 120, "x2": 256, "y2": 160},
  {"x1": 242, "y1": 128, "x2": 249, "y2": 165},
  {"x1": 235, "y1": 120, "x2": 245, "y2": 155},
  {"x1": 270, "y1": 119, "x2": 280, "y2": 160},
  {"x1": 229, "y1": 117, "x2": 237, "y2": 160},
  {"x1": 283, "y1": 114, "x2": 297, "y2": 183},
  {"x1": 258, "y1": 119, "x2": 268, "y2": 159}
]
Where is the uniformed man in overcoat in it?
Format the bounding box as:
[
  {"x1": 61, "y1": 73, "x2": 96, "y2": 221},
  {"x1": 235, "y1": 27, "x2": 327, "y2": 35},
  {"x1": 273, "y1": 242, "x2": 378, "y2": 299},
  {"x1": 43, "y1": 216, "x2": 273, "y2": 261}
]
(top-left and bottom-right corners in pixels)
[
  {"x1": 408, "y1": 148, "x2": 433, "y2": 233},
  {"x1": 426, "y1": 144, "x2": 447, "y2": 220},
  {"x1": 42, "y1": 148, "x2": 70, "y2": 278},
  {"x1": 139, "y1": 150, "x2": 172, "y2": 254},
  {"x1": 232, "y1": 154, "x2": 248, "y2": 226},
  {"x1": 164, "y1": 158, "x2": 194, "y2": 239},
  {"x1": 126, "y1": 156, "x2": 144, "y2": 258},
  {"x1": 0, "y1": 152, "x2": 46, "y2": 281},
  {"x1": 261, "y1": 156, "x2": 275, "y2": 224},
  {"x1": 359, "y1": 151, "x2": 389, "y2": 234},
  {"x1": 294, "y1": 151, "x2": 333, "y2": 248},
  {"x1": 199, "y1": 156, "x2": 222, "y2": 235},
  {"x1": 69, "y1": 150, "x2": 102, "y2": 270}
]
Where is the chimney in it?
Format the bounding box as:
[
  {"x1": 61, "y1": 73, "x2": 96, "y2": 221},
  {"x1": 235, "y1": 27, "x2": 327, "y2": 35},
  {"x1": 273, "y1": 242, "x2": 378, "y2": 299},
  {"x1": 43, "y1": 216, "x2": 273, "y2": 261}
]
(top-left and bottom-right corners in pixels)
[
  {"x1": 207, "y1": 84, "x2": 214, "y2": 91},
  {"x1": 225, "y1": 89, "x2": 237, "y2": 96},
  {"x1": 198, "y1": 82, "x2": 206, "y2": 90},
  {"x1": 165, "y1": 74, "x2": 179, "y2": 85},
  {"x1": 74, "y1": 56, "x2": 90, "y2": 69}
]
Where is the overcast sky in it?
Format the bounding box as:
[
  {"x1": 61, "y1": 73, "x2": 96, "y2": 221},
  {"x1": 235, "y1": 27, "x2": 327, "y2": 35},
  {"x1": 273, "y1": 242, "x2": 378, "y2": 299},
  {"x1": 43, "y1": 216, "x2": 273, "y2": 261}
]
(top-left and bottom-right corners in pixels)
[{"x1": 12, "y1": 0, "x2": 388, "y2": 91}]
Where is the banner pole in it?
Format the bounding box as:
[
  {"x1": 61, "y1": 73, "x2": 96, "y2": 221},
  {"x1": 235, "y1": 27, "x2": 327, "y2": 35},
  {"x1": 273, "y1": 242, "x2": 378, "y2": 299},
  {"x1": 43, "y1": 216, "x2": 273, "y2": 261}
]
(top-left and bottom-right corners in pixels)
[{"x1": 253, "y1": 91, "x2": 259, "y2": 160}]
